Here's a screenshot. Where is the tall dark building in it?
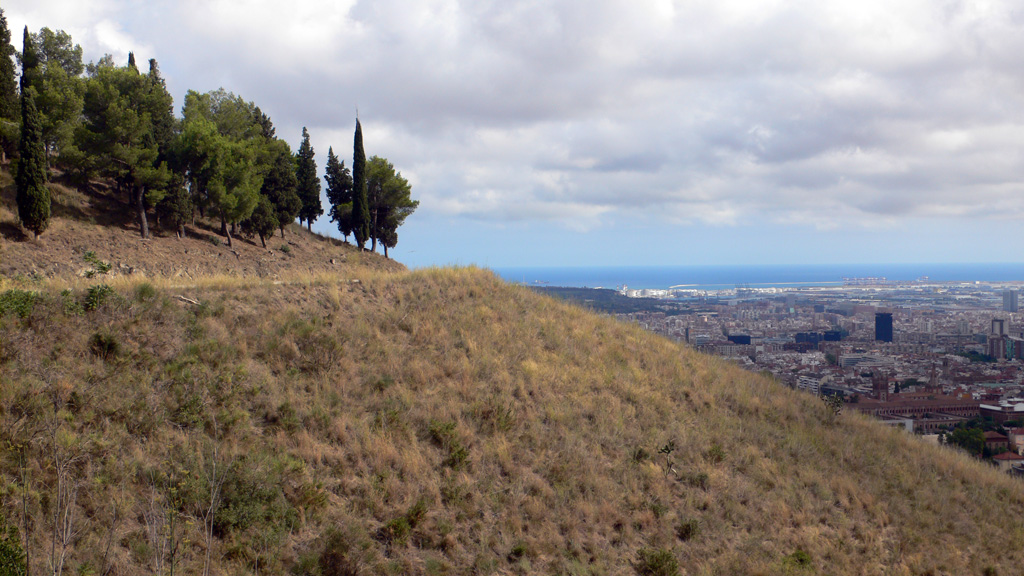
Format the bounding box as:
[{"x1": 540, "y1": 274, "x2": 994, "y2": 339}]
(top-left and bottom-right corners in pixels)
[
  {"x1": 875, "y1": 312, "x2": 893, "y2": 342},
  {"x1": 1004, "y1": 290, "x2": 1019, "y2": 312}
]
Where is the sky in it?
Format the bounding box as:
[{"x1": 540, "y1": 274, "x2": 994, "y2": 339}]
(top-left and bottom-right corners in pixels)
[{"x1": 8, "y1": 0, "x2": 1024, "y2": 269}]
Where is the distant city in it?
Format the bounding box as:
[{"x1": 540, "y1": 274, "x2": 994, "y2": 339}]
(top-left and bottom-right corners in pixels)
[{"x1": 599, "y1": 277, "x2": 1024, "y2": 466}]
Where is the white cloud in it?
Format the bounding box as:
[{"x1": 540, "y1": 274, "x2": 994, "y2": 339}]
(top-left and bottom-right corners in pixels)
[{"x1": 8, "y1": 0, "x2": 1024, "y2": 249}]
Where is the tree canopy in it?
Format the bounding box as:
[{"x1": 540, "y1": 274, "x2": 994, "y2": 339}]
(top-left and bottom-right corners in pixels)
[
  {"x1": 5, "y1": 25, "x2": 417, "y2": 253},
  {"x1": 295, "y1": 127, "x2": 322, "y2": 230}
]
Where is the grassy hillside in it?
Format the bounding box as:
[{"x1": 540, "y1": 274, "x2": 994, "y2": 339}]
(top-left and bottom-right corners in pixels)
[{"x1": 2, "y1": 265, "x2": 1024, "y2": 576}]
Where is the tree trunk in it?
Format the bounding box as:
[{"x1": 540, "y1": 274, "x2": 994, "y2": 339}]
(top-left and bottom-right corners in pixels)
[
  {"x1": 220, "y1": 218, "x2": 228, "y2": 236},
  {"x1": 383, "y1": 244, "x2": 388, "y2": 258},
  {"x1": 371, "y1": 236, "x2": 377, "y2": 253},
  {"x1": 135, "y1": 186, "x2": 149, "y2": 238},
  {"x1": 280, "y1": 226, "x2": 285, "y2": 238},
  {"x1": 259, "y1": 234, "x2": 266, "y2": 248}
]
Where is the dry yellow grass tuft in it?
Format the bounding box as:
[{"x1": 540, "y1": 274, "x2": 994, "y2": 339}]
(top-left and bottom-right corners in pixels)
[{"x1": 1, "y1": 266, "x2": 1023, "y2": 575}]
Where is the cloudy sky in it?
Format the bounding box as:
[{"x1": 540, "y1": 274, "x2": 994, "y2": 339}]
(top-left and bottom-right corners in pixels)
[{"x1": 8, "y1": 0, "x2": 1024, "y2": 268}]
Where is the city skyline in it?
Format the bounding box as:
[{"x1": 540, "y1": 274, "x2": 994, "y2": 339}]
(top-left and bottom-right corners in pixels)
[{"x1": 8, "y1": 1, "x2": 1024, "y2": 268}]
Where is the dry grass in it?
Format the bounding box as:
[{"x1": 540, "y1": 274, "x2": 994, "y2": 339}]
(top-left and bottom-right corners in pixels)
[{"x1": 2, "y1": 266, "x2": 1023, "y2": 575}]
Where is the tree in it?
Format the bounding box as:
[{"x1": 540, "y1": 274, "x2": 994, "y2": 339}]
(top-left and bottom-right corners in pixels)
[
  {"x1": 241, "y1": 194, "x2": 278, "y2": 248},
  {"x1": 258, "y1": 138, "x2": 301, "y2": 237},
  {"x1": 351, "y1": 119, "x2": 369, "y2": 249},
  {"x1": 295, "y1": 127, "x2": 322, "y2": 231},
  {"x1": 324, "y1": 146, "x2": 353, "y2": 242},
  {"x1": 18, "y1": 28, "x2": 84, "y2": 167},
  {"x1": 365, "y1": 155, "x2": 418, "y2": 258},
  {"x1": 77, "y1": 58, "x2": 171, "y2": 238},
  {"x1": 948, "y1": 427, "x2": 984, "y2": 456},
  {"x1": 0, "y1": 10, "x2": 18, "y2": 161},
  {"x1": 15, "y1": 69, "x2": 49, "y2": 238},
  {"x1": 179, "y1": 90, "x2": 264, "y2": 246}
]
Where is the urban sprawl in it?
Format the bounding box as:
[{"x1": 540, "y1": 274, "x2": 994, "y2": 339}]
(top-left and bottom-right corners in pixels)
[{"x1": 617, "y1": 278, "x2": 1024, "y2": 472}]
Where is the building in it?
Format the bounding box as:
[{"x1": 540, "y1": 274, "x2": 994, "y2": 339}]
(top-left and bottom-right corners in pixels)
[
  {"x1": 984, "y1": 431, "x2": 1009, "y2": 452},
  {"x1": 875, "y1": 312, "x2": 893, "y2": 343},
  {"x1": 1004, "y1": 290, "x2": 1019, "y2": 313},
  {"x1": 993, "y1": 451, "x2": 1024, "y2": 472}
]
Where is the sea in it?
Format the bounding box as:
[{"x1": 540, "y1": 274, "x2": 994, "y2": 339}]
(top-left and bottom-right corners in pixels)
[{"x1": 492, "y1": 263, "x2": 1024, "y2": 291}]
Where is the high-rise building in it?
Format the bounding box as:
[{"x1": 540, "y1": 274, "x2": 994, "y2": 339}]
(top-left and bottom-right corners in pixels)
[
  {"x1": 1004, "y1": 290, "x2": 1019, "y2": 312},
  {"x1": 875, "y1": 312, "x2": 893, "y2": 343}
]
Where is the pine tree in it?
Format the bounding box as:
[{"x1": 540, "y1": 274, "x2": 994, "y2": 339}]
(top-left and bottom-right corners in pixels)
[
  {"x1": 0, "y1": 10, "x2": 18, "y2": 161},
  {"x1": 241, "y1": 194, "x2": 278, "y2": 248},
  {"x1": 295, "y1": 127, "x2": 322, "y2": 231},
  {"x1": 351, "y1": 119, "x2": 369, "y2": 249},
  {"x1": 15, "y1": 89, "x2": 50, "y2": 239},
  {"x1": 324, "y1": 146, "x2": 354, "y2": 242}
]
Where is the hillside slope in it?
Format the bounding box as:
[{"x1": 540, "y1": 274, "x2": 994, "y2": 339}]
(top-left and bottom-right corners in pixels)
[{"x1": 2, "y1": 265, "x2": 1024, "y2": 576}]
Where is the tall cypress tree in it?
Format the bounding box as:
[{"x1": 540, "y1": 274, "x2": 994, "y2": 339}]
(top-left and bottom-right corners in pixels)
[
  {"x1": 0, "y1": 10, "x2": 18, "y2": 161},
  {"x1": 352, "y1": 119, "x2": 369, "y2": 249},
  {"x1": 295, "y1": 127, "x2": 322, "y2": 231},
  {"x1": 18, "y1": 27, "x2": 39, "y2": 95},
  {"x1": 15, "y1": 90, "x2": 50, "y2": 239}
]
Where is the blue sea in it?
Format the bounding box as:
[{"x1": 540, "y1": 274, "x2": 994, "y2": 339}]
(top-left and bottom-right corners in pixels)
[{"x1": 492, "y1": 263, "x2": 1024, "y2": 291}]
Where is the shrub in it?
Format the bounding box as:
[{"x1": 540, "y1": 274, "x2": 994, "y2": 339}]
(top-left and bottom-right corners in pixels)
[
  {"x1": 60, "y1": 289, "x2": 84, "y2": 315},
  {"x1": 82, "y1": 250, "x2": 112, "y2": 277},
  {"x1": 89, "y1": 332, "x2": 120, "y2": 361},
  {"x1": 428, "y1": 419, "x2": 469, "y2": 470},
  {"x1": 783, "y1": 549, "x2": 812, "y2": 569},
  {"x1": 634, "y1": 548, "x2": 679, "y2": 576},
  {"x1": 0, "y1": 514, "x2": 26, "y2": 576},
  {"x1": 279, "y1": 244, "x2": 291, "y2": 254},
  {"x1": 134, "y1": 282, "x2": 157, "y2": 301},
  {"x1": 319, "y1": 527, "x2": 361, "y2": 576},
  {"x1": 675, "y1": 518, "x2": 700, "y2": 541},
  {"x1": 705, "y1": 443, "x2": 725, "y2": 464},
  {"x1": 0, "y1": 289, "x2": 36, "y2": 318},
  {"x1": 84, "y1": 284, "x2": 115, "y2": 311}
]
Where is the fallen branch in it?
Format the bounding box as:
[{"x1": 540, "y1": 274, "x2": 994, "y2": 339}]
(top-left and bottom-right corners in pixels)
[{"x1": 177, "y1": 296, "x2": 199, "y2": 305}]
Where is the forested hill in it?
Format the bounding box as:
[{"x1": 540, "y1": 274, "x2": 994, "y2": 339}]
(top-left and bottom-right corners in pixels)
[{"x1": 4, "y1": 18, "x2": 417, "y2": 257}]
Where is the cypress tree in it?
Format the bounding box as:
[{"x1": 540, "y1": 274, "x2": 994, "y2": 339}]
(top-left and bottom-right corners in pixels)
[
  {"x1": 295, "y1": 127, "x2": 322, "y2": 231},
  {"x1": 352, "y1": 119, "x2": 369, "y2": 249},
  {"x1": 18, "y1": 27, "x2": 38, "y2": 95},
  {"x1": 0, "y1": 10, "x2": 18, "y2": 161},
  {"x1": 15, "y1": 90, "x2": 50, "y2": 239}
]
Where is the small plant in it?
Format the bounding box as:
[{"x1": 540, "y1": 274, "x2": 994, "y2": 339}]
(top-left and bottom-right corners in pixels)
[
  {"x1": 633, "y1": 547, "x2": 679, "y2": 576},
  {"x1": 428, "y1": 419, "x2": 469, "y2": 470},
  {"x1": 507, "y1": 542, "x2": 528, "y2": 563},
  {"x1": 210, "y1": 236, "x2": 222, "y2": 247},
  {"x1": 82, "y1": 250, "x2": 112, "y2": 277},
  {"x1": 60, "y1": 289, "x2": 84, "y2": 315},
  {"x1": 631, "y1": 447, "x2": 650, "y2": 463},
  {"x1": 279, "y1": 244, "x2": 291, "y2": 254},
  {"x1": 0, "y1": 289, "x2": 36, "y2": 318},
  {"x1": 680, "y1": 471, "x2": 709, "y2": 490},
  {"x1": 133, "y1": 282, "x2": 157, "y2": 301},
  {"x1": 0, "y1": 513, "x2": 27, "y2": 576},
  {"x1": 84, "y1": 284, "x2": 115, "y2": 311},
  {"x1": 705, "y1": 443, "x2": 725, "y2": 464},
  {"x1": 675, "y1": 518, "x2": 700, "y2": 541},
  {"x1": 821, "y1": 394, "x2": 843, "y2": 417},
  {"x1": 783, "y1": 549, "x2": 812, "y2": 569},
  {"x1": 89, "y1": 332, "x2": 120, "y2": 361}
]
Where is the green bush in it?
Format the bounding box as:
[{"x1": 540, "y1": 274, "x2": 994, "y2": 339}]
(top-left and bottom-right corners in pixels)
[
  {"x1": 60, "y1": 289, "x2": 84, "y2": 315},
  {"x1": 0, "y1": 289, "x2": 36, "y2": 318},
  {"x1": 0, "y1": 514, "x2": 26, "y2": 576},
  {"x1": 783, "y1": 549, "x2": 812, "y2": 569},
  {"x1": 428, "y1": 419, "x2": 469, "y2": 470},
  {"x1": 634, "y1": 548, "x2": 679, "y2": 576},
  {"x1": 134, "y1": 282, "x2": 157, "y2": 301},
  {"x1": 82, "y1": 251, "x2": 112, "y2": 277},
  {"x1": 85, "y1": 284, "x2": 115, "y2": 311}
]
